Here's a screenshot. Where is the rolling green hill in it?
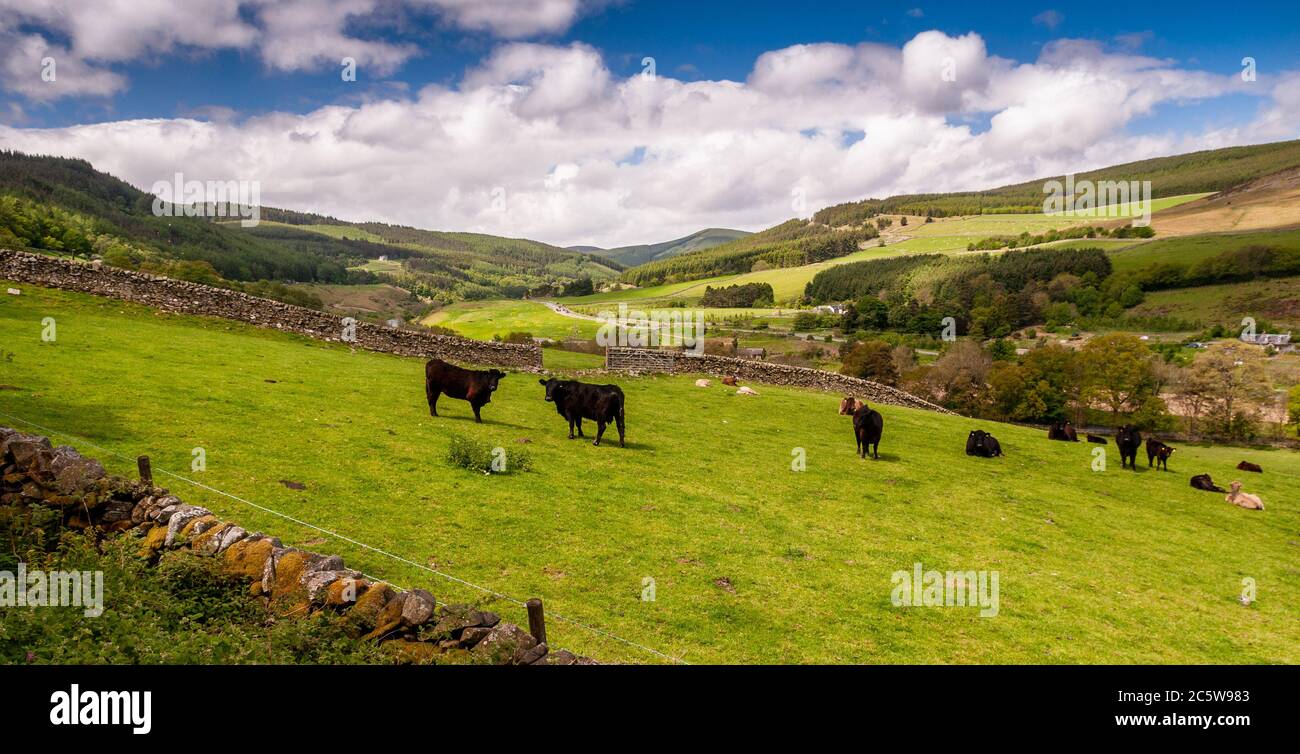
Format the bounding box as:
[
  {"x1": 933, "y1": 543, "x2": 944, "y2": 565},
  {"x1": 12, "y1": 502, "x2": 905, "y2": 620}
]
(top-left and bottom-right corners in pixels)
[
  {"x1": 616, "y1": 141, "x2": 1300, "y2": 291},
  {"x1": 4, "y1": 280, "x2": 1297, "y2": 664},
  {"x1": 620, "y1": 219, "x2": 877, "y2": 288},
  {"x1": 578, "y1": 227, "x2": 752, "y2": 267},
  {"x1": 0, "y1": 151, "x2": 617, "y2": 303},
  {"x1": 813, "y1": 139, "x2": 1300, "y2": 224}
]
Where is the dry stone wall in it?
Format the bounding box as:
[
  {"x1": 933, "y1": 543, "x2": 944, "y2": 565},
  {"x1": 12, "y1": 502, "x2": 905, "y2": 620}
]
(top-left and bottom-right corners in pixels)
[
  {"x1": 0, "y1": 249, "x2": 541, "y2": 370},
  {"x1": 605, "y1": 347, "x2": 954, "y2": 414},
  {"x1": 0, "y1": 426, "x2": 593, "y2": 665}
]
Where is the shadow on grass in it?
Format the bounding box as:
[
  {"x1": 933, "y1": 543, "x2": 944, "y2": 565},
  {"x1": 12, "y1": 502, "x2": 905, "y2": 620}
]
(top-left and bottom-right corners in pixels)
[{"x1": 426, "y1": 413, "x2": 531, "y2": 431}]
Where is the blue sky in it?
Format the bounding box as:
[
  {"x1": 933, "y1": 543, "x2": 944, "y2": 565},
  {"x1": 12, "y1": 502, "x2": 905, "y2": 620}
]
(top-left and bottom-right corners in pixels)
[
  {"x1": 2, "y1": 1, "x2": 1299, "y2": 246},
  {"x1": 10, "y1": 0, "x2": 1298, "y2": 131}
]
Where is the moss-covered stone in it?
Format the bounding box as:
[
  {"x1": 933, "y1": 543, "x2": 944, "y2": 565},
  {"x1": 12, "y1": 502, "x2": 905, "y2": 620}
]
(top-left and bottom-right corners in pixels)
[
  {"x1": 191, "y1": 522, "x2": 233, "y2": 555},
  {"x1": 324, "y1": 577, "x2": 367, "y2": 607},
  {"x1": 221, "y1": 537, "x2": 275, "y2": 592},
  {"x1": 344, "y1": 582, "x2": 395, "y2": 638},
  {"x1": 177, "y1": 514, "x2": 218, "y2": 545},
  {"x1": 140, "y1": 524, "x2": 168, "y2": 556},
  {"x1": 361, "y1": 592, "x2": 407, "y2": 641},
  {"x1": 267, "y1": 549, "x2": 314, "y2": 616}
]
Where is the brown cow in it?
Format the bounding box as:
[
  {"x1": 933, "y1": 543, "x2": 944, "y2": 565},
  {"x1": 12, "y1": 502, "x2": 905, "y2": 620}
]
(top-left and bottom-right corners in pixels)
[
  {"x1": 1225, "y1": 481, "x2": 1265, "y2": 510},
  {"x1": 839, "y1": 395, "x2": 866, "y2": 415},
  {"x1": 425, "y1": 358, "x2": 505, "y2": 423}
]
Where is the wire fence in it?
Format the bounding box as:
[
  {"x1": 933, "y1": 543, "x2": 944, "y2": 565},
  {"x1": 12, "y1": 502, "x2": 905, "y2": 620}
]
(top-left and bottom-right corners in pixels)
[{"x1": 0, "y1": 408, "x2": 688, "y2": 665}]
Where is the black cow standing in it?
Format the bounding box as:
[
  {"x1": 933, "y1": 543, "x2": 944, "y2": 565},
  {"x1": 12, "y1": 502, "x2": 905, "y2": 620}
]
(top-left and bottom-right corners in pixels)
[
  {"x1": 965, "y1": 429, "x2": 1002, "y2": 458},
  {"x1": 852, "y1": 404, "x2": 884, "y2": 460},
  {"x1": 425, "y1": 358, "x2": 505, "y2": 423},
  {"x1": 1115, "y1": 425, "x2": 1142, "y2": 470},
  {"x1": 539, "y1": 378, "x2": 626, "y2": 447},
  {"x1": 1146, "y1": 438, "x2": 1175, "y2": 471}
]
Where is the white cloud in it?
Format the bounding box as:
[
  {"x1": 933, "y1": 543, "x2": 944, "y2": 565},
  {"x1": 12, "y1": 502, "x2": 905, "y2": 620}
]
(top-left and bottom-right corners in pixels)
[
  {"x1": 0, "y1": 0, "x2": 591, "y2": 100},
  {"x1": 0, "y1": 32, "x2": 128, "y2": 101},
  {"x1": 0, "y1": 31, "x2": 1294, "y2": 248},
  {"x1": 423, "y1": 0, "x2": 586, "y2": 39},
  {"x1": 1033, "y1": 10, "x2": 1064, "y2": 30}
]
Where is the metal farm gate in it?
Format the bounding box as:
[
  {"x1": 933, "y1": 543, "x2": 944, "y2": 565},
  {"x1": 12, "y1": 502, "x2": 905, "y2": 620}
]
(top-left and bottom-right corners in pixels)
[{"x1": 605, "y1": 346, "x2": 677, "y2": 373}]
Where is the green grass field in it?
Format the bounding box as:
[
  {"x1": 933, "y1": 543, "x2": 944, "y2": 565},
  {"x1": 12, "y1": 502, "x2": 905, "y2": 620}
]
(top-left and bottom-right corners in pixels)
[
  {"x1": 541, "y1": 348, "x2": 606, "y2": 370},
  {"x1": 3, "y1": 282, "x2": 1298, "y2": 664},
  {"x1": 423, "y1": 300, "x2": 600, "y2": 340},
  {"x1": 1109, "y1": 228, "x2": 1300, "y2": 274},
  {"x1": 1130, "y1": 275, "x2": 1300, "y2": 328},
  {"x1": 348, "y1": 259, "x2": 404, "y2": 275}
]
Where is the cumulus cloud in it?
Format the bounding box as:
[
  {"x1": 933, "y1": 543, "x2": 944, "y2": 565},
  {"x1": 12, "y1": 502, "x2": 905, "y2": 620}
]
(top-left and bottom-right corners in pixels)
[
  {"x1": 0, "y1": 0, "x2": 591, "y2": 100},
  {"x1": 0, "y1": 31, "x2": 1294, "y2": 248}
]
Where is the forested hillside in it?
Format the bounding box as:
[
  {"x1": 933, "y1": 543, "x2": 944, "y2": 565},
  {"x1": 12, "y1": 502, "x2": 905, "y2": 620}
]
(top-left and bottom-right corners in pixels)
[
  {"x1": 581, "y1": 227, "x2": 751, "y2": 267},
  {"x1": 0, "y1": 151, "x2": 617, "y2": 303},
  {"x1": 621, "y1": 220, "x2": 876, "y2": 287},
  {"x1": 813, "y1": 138, "x2": 1300, "y2": 225}
]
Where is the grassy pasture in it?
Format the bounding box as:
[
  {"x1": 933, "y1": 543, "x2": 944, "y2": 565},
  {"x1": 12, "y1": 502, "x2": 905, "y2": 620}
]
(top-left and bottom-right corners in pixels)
[
  {"x1": 422, "y1": 300, "x2": 600, "y2": 341},
  {"x1": 3, "y1": 282, "x2": 1299, "y2": 664},
  {"x1": 1130, "y1": 275, "x2": 1300, "y2": 329},
  {"x1": 1108, "y1": 228, "x2": 1300, "y2": 274}
]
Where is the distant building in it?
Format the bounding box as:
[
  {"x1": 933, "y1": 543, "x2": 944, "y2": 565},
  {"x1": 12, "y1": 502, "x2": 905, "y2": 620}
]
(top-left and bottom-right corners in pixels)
[
  {"x1": 386, "y1": 318, "x2": 403, "y2": 328},
  {"x1": 812, "y1": 304, "x2": 848, "y2": 315},
  {"x1": 737, "y1": 347, "x2": 767, "y2": 361},
  {"x1": 1241, "y1": 332, "x2": 1293, "y2": 352}
]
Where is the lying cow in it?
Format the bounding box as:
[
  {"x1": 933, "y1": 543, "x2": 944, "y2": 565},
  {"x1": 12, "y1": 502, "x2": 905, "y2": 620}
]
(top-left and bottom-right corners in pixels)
[
  {"x1": 538, "y1": 378, "x2": 626, "y2": 447},
  {"x1": 1237, "y1": 460, "x2": 1263, "y2": 473},
  {"x1": 852, "y1": 403, "x2": 884, "y2": 460},
  {"x1": 1146, "y1": 438, "x2": 1175, "y2": 471},
  {"x1": 1115, "y1": 425, "x2": 1142, "y2": 470},
  {"x1": 1086, "y1": 434, "x2": 1107, "y2": 445},
  {"x1": 1047, "y1": 420, "x2": 1078, "y2": 442},
  {"x1": 1190, "y1": 474, "x2": 1225, "y2": 493},
  {"x1": 1225, "y1": 481, "x2": 1265, "y2": 510},
  {"x1": 425, "y1": 358, "x2": 505, "y2": 423},
  {"x1": 965, "y1": 429, "x2": 1002, "y2": 458}
]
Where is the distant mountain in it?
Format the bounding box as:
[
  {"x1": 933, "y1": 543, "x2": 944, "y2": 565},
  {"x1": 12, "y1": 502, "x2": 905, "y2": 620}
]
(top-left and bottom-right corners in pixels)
[{"x1": 576, "y1": 227, "x2": 751, "y2": 267}]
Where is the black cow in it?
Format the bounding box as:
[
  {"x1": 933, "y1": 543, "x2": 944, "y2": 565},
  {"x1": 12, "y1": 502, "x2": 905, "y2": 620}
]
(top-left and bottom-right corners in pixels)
[
  {"x1": 1146, "y1": 438, "x2": 1175, "y2": 471},
  {"x1": 425, "y1": 359, "x2": 505, "y2": 423},
  {"x1": 1047, "y1": 420, "x2": 1078, "y2": 442},
  {"x1": 1086, "y1": 434, "x2": 1107, "y2": 444},
  {"x1": 852, "y1": 404, "x2": 884, "y2": 460},
  {"x1": 965, "y1": 429, "x2": 1002, "y2": 458},
  {"x1": 1115, "y1": 425, "x2": 1142, "y2": 470},
  {"x1": 1190, "y1": 474, "x2": 1225, "y2": 493},
  {"x1": 539, "y1": 378, "x2": 626, "y2": 447},
  {"x1": 1236, "y1": 461, "x2": 1263, "y2": 473}
]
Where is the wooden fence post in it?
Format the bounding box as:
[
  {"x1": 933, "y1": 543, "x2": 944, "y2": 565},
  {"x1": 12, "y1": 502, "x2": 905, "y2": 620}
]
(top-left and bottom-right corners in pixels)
[
  {"x1": 526, "y1": 598, "x2": 547, "y2": 646},
  {"x1": 137, "y1": 455, "x2": 152, "y2": 486}
]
